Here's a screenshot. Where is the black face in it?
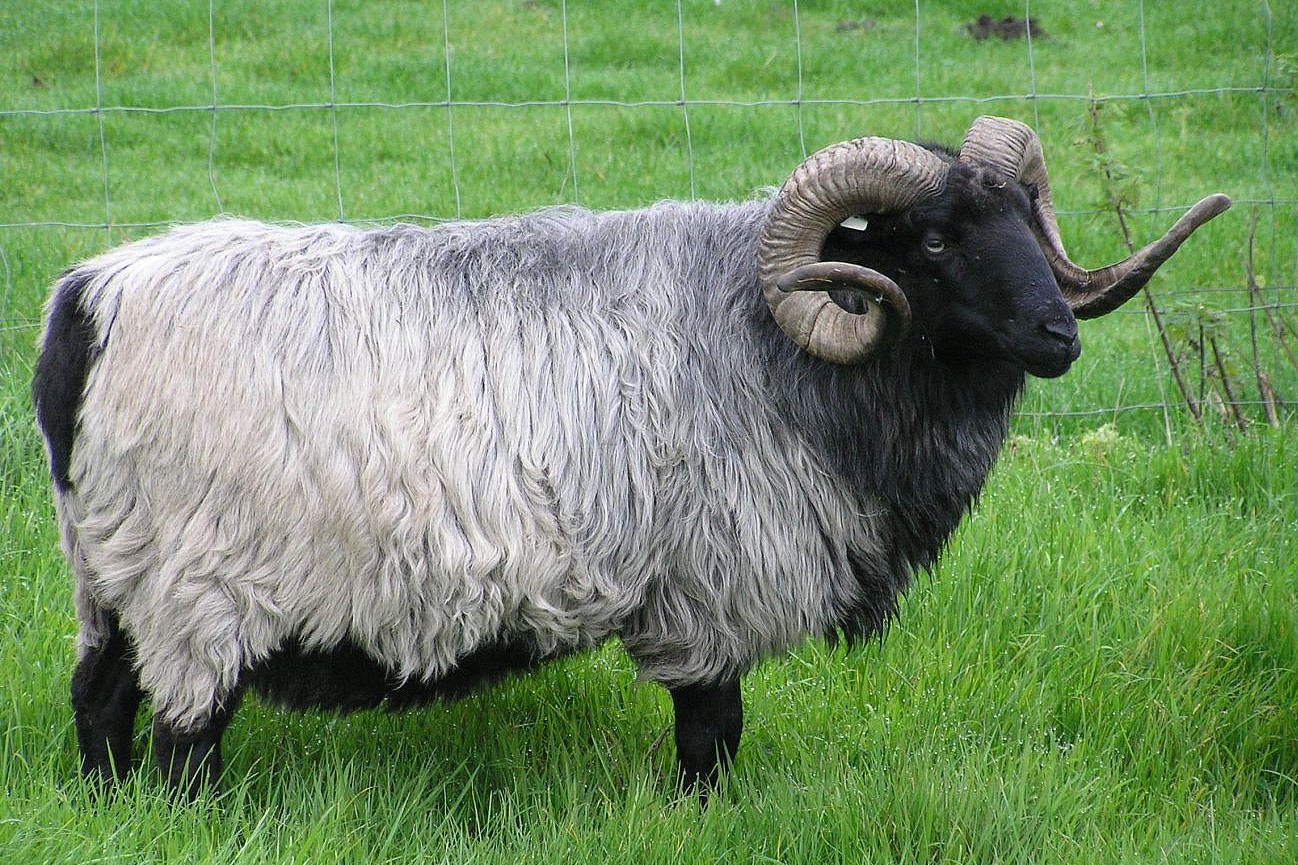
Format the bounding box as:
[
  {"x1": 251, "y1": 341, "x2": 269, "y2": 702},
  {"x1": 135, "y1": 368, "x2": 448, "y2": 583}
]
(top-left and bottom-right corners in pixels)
[{"x1": 823, "y1": 162, "x2": 1081, "y2": 378}]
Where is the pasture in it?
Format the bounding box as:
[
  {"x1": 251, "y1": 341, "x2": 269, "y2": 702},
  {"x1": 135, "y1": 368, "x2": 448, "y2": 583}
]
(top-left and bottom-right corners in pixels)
[{"x1": 2, "y1": 1, "x2": 1295, "y2": 861}]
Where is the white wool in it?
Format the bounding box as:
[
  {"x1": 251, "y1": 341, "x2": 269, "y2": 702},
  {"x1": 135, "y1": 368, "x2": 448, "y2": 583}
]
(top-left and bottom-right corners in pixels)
[{"x1": 55, "y1": 208, "x2": 887, "y2": 729}]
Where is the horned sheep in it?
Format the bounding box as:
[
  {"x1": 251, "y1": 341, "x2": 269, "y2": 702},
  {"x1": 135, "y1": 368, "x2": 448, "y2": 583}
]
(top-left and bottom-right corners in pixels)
[{"x1": 32, "y1": 116, "x2": 1229, "y2": 797}]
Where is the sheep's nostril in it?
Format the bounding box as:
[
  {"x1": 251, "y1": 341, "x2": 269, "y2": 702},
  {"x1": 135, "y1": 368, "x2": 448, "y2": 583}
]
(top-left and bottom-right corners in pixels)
[{"x1": 1041, "y1": 318, "x2": 1078, "y2": 344}]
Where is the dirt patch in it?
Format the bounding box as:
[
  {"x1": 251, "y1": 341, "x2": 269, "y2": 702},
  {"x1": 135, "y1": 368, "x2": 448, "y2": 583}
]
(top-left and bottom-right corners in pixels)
[
  {"x1": 966, "y1": 15, "x2": 1047, "y2": 42},
  {"x1": 835, "y1": 19, "x2": 877, "y2": 34}
]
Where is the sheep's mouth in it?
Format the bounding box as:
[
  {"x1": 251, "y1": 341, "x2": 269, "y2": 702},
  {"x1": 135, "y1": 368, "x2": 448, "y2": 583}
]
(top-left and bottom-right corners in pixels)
[{"x1": 1018, "y1": 333, "x2": 1081, "y2": 379}]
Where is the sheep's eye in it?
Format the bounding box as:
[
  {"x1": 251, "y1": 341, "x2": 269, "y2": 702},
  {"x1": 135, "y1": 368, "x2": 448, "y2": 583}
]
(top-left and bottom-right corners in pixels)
[{"x1": 924, "y1": 237, "x2": 946, "y2": 255}]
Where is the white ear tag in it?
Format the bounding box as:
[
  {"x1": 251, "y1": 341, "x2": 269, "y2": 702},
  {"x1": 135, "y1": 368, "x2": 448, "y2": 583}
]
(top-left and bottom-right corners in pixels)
[{"x1": 840, "y1": 216, "x2": 869, "y2": 231}]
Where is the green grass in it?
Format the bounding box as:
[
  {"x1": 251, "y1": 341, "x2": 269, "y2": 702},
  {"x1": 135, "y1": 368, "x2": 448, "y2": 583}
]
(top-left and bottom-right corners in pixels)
[{"x1": 2, "y1": 1, "x2": 1297, "y2": 862}]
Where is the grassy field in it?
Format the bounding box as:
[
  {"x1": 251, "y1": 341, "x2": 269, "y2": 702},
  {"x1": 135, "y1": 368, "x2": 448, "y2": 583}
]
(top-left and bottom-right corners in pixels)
[{"x1": 2, "y1": 1, "x2": 1296, "y2": 862}]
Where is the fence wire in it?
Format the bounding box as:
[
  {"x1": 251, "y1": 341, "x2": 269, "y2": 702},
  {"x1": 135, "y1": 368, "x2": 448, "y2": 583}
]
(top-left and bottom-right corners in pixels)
[{"x1": 1, "y1": 0, "x2": 1294, "y2": 426}]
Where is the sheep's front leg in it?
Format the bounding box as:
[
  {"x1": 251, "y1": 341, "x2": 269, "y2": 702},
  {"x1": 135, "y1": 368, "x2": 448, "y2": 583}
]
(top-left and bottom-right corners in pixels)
[{"x1": 669, "y1": 677, "x2": 743, "y2": 796}]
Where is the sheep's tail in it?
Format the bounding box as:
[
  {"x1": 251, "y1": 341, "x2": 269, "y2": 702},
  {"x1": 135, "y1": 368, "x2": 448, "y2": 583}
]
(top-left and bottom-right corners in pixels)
[{"x1": 33, "y1": 267, "x2": 101, "y2": 493}]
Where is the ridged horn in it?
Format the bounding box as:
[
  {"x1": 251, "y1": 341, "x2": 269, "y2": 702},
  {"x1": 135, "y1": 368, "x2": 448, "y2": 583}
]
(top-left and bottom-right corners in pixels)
[
  {"x1": 757, "y1": 137, "x2": 947, "y2": 364},
  {"x1": 959, "y1": 115, "x2": 1232, "y2": 318}
]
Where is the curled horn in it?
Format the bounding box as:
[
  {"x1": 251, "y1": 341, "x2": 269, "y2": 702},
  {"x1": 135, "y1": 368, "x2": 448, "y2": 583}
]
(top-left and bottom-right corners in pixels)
[
  {"x1": 757, "y1": 138, "x2": 947, "y2": 364},
  {"x1": 959, "y1": 115, "x2": 1231, "y2": 318}
]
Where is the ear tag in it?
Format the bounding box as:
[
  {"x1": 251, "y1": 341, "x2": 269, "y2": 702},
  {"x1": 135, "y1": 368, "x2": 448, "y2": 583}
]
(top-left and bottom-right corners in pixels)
[{"x1": 840, "y1": 216, "x2": 869, "y2": 232}]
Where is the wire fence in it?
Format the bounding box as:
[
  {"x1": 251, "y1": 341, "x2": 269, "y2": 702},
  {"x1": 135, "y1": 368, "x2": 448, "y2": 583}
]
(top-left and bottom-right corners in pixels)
[{"x1": 1, "y1": 0, "x2": 1294, "y2": 429}]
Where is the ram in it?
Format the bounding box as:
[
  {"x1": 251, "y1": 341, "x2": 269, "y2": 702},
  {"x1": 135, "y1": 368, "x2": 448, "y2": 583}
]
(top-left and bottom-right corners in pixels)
[{"x1": 33, "y1": 116, "x2": 1227, "y2": 798}]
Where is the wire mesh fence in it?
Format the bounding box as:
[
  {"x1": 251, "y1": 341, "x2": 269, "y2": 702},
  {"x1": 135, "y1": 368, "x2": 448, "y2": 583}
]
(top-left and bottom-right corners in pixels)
[{"x1": 1, "y1": 0, "x2": 1294, "y2": 429}]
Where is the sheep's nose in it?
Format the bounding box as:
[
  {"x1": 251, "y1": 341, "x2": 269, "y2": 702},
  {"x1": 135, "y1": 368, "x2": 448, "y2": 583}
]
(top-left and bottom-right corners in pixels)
[{"x1": 1041, "y1": 316, "x2": 1078, "y2": 346}]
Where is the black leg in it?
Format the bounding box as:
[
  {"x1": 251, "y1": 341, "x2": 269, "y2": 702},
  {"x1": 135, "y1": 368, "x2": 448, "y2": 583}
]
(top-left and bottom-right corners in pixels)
[
  {"x1": 669, "y1": 677, "x2": 743, "y2": 797},
  {"x1": 152, "y1": 689, "x2": 243, "y2": 801},
  {"x1": 70, "y1": 612, "x2": 143, "y2": 786}
]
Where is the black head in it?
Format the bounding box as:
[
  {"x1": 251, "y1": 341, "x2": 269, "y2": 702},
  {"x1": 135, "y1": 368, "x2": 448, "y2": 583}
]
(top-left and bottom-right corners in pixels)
[
  {"x1": 823, "y1": 160, "x2": 1081, "y2": 379},
  {"x1": 758, "y1": 117, "x2": 1227, "y2": 370}
]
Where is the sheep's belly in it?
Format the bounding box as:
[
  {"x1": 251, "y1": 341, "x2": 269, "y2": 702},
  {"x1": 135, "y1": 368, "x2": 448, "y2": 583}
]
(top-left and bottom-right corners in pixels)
[{"x1": 245, "y1": 634, "x2": 574, "y2": 712}]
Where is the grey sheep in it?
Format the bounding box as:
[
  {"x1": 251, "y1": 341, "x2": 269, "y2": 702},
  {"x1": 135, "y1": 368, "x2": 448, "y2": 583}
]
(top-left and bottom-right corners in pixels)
[{"x1": 33, "y1": 116, "x2": 1228, "y2": 798}]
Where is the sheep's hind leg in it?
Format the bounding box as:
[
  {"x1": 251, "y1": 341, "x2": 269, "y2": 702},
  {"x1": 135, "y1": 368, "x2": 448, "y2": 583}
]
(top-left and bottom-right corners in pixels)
[
  {"x1": 70, "y1": 609, "x2": 143, "y2": 786},
  {"x1": 151, "y1": 688, "x2": 244, "y2": 801},
  {"x1": 669, "y1": 677, "x2": 743, "y2": 798}
]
